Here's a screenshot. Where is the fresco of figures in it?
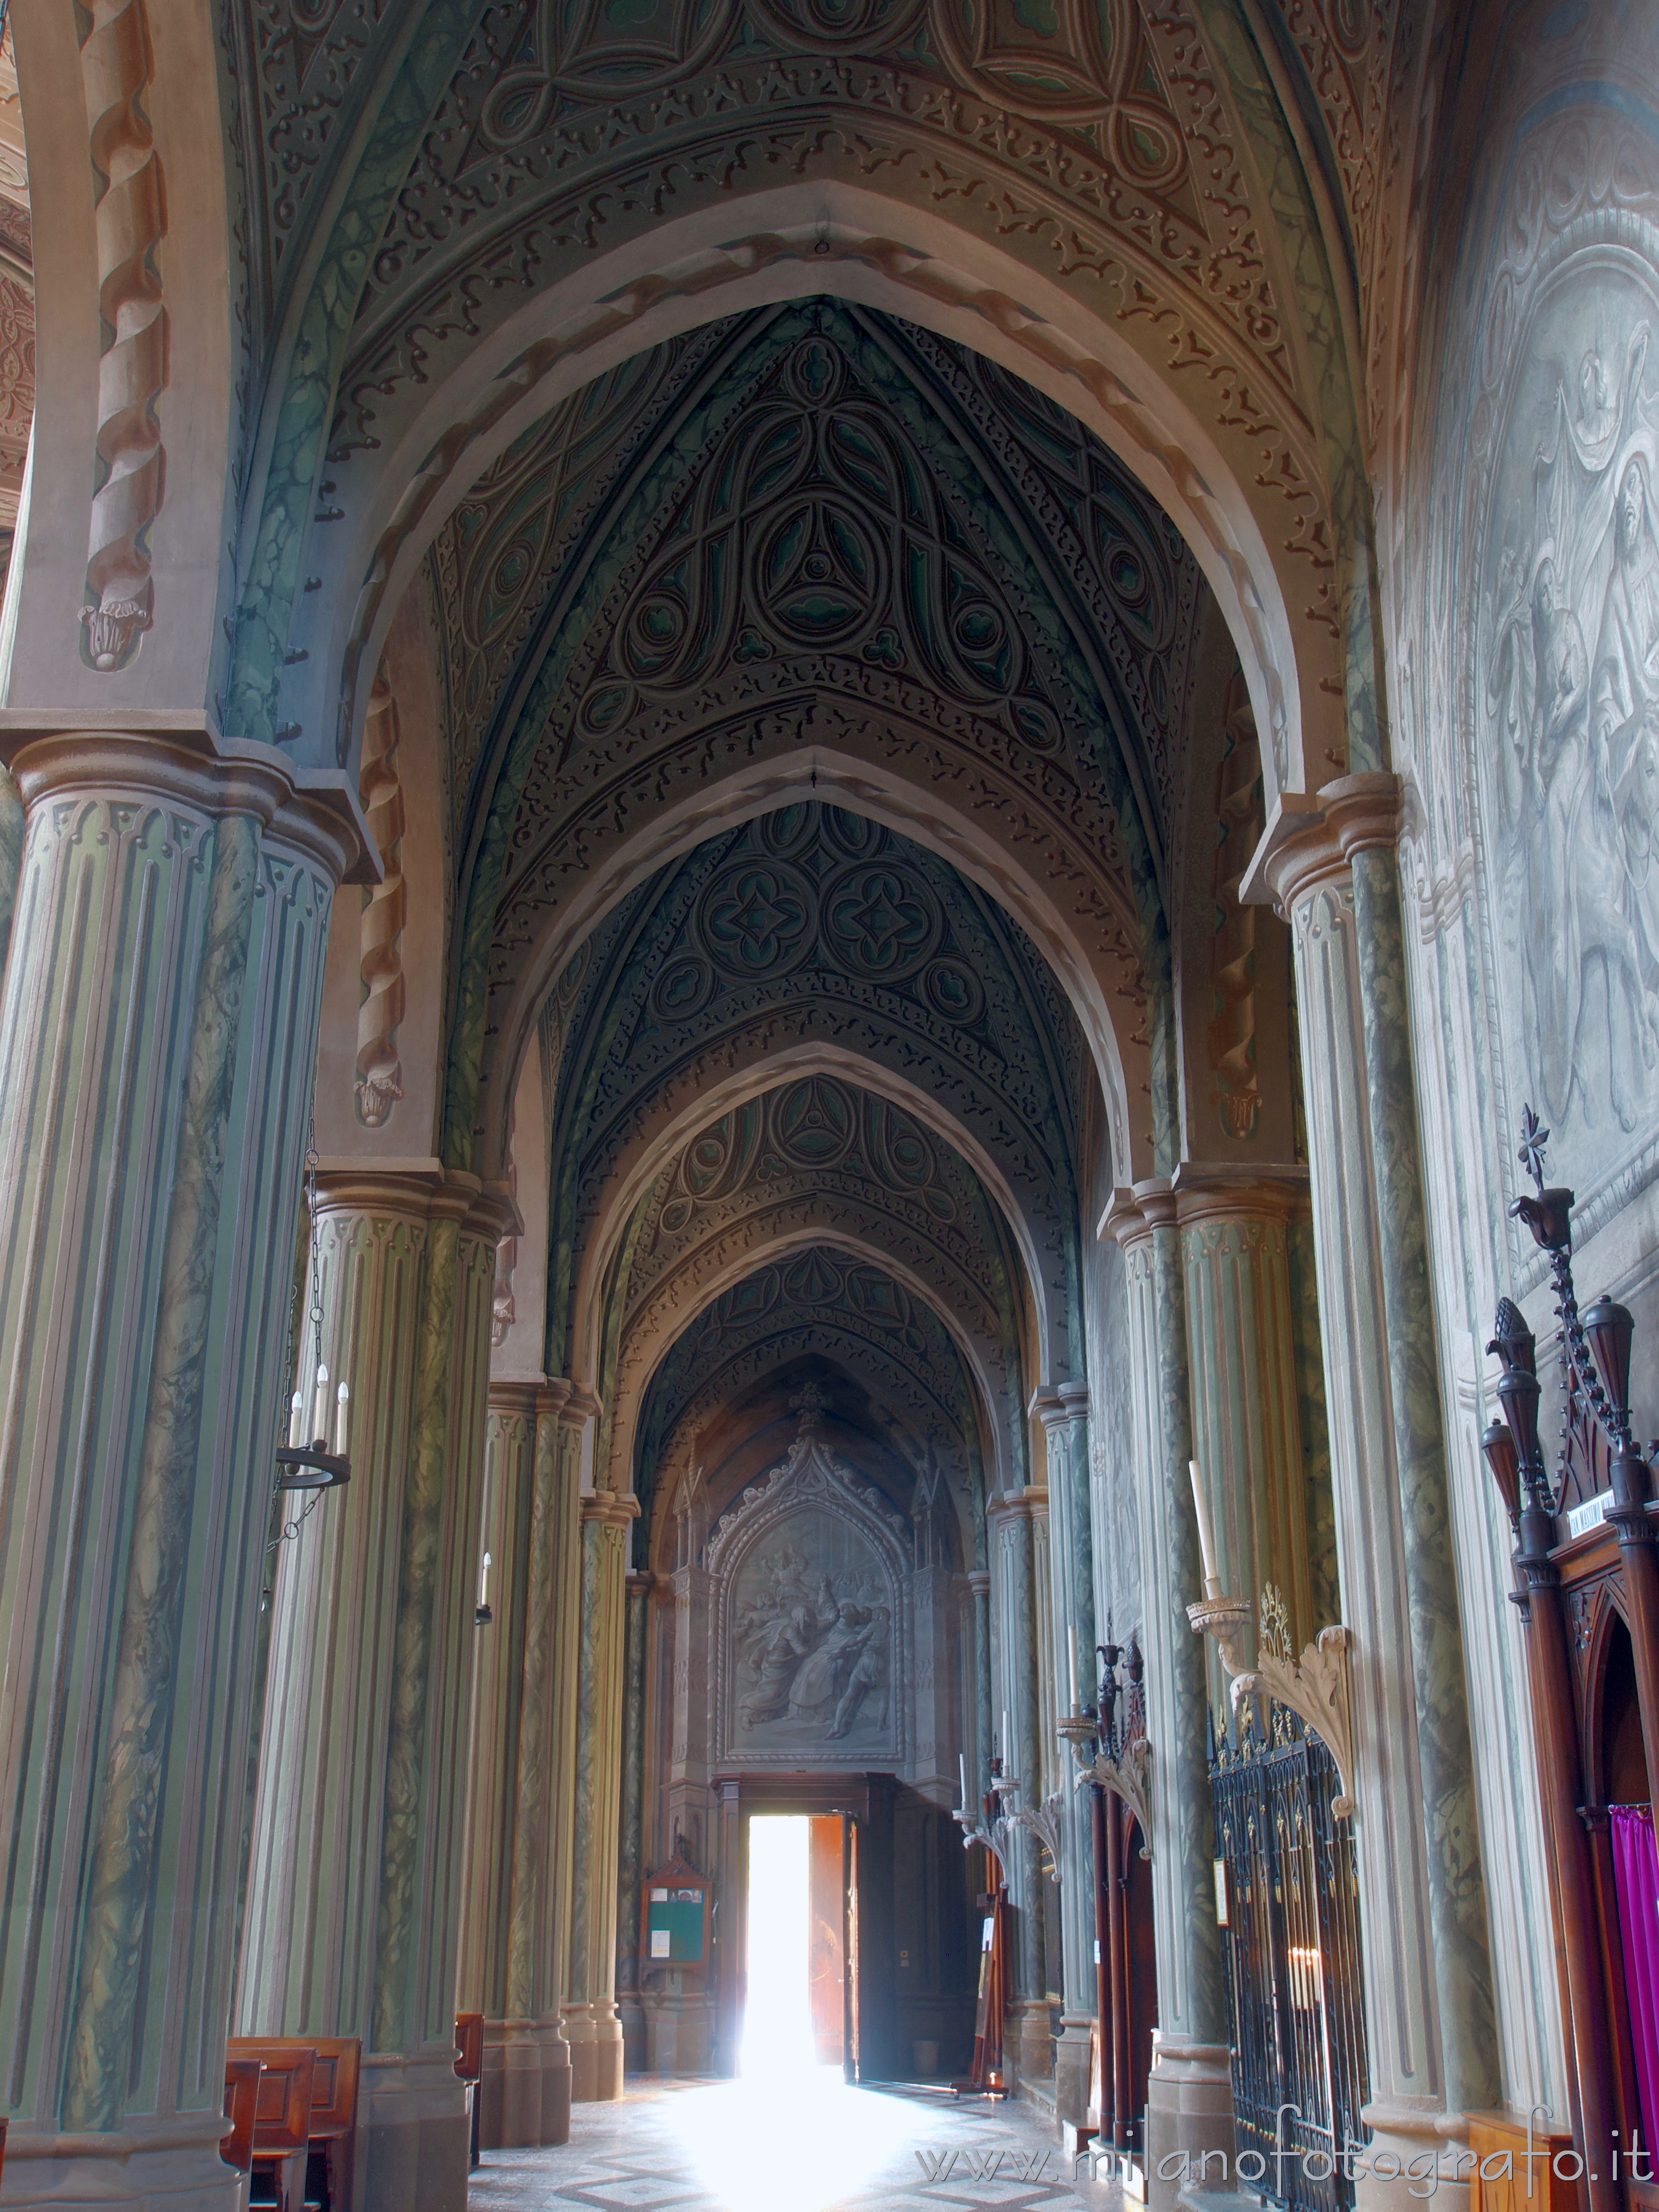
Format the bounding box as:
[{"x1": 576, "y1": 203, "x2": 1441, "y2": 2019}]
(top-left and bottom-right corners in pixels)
[
  {"x1": 1483, "y1": 269, "x2": 1659, "y2": 1182},
  {"x1": 727, "y1": 1514, "x2": 895, "y2": 1755}
]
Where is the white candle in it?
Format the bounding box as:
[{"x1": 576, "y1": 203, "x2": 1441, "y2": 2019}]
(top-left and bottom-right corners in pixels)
[
  {"x1": 1001, "y1": 1708, "x2": 1010, "y2": 1764},
  {"x1": 1190, "y1": 1458, "x2": 1219, "y2": 1588},
  {"x1": 312, "y1": 1362, "x2": 329, "y2": 1445},
  {"x1": 480, "y1": 1551, "x2": 492, "y2": 1609},
  {"x1": 1067, "y1": 1625, "x2": 1079, "y2": 1714},
  {"x1": 959, "y1": 1752, "x2": 968, "y2": 1808},
  {"x1": 335, "y1": 1381, "x2": 350, "y2": 1456},
  {"x1": 289, "y1": 1389, "x2": 304, "y2": 1446}
]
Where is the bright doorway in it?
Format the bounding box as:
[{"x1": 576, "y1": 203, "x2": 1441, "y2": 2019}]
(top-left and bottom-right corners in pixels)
[{"x1": 740, "y1": 1814, "x2": 855, "y2": 2080}]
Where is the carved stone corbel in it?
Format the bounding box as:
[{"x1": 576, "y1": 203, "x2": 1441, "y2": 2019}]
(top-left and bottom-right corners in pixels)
[
  {"x1": 1073, "y1": 1735, "x2": 1153, "y2": 1860},
  {"x1": 1189, "y1": 1590, "x2": 1358, "y2": 1819},
  {"x1": 1001, "y1": 1778, "x2": 1065, "y2": 1886}
]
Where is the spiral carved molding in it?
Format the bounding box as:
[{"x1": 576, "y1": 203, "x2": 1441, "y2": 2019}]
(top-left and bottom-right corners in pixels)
[
  {"x1": 78, "y1": 0, "x2": 167, "y2": 673},
  {"x1": 354, "y1": 671, "x2": 406, "y2": 1127}
]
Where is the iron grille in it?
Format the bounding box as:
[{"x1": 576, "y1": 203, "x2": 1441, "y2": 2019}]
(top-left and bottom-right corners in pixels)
[{"x1": 1209, "y1": 1700, "x2": 1370, "y2": 2212}]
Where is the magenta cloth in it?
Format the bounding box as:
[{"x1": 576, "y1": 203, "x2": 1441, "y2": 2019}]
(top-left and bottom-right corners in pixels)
[{"x1": 1612, "y1": 1803, "x2": 1659, "y2": 2161}]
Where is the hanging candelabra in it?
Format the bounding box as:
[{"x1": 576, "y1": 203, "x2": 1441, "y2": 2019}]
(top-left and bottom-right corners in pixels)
[{"x1": 275, "y1": 1138, "x2": 352, "y2": 1494}]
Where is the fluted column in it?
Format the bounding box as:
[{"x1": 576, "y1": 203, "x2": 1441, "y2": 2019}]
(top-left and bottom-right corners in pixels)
[
  {"x1": 1031, "y1": 1383, "x2": 1096, "y2": 2129},
  {"x1": 1263, "y1": 775, "x2": 1499, "y2": 2205},
  {"x1": 564, "y1": 1484, "x2": 639, "y2": 2102},
  {"x1": 1177, "y1": 1173, "x2": 1314, "y2": 1665},
  {"x1": 968, "y1": 1567, "x2": 993, "y2": 1800},
  {"x1": 0, "y1": 733, "x2": 351, "y2": 2210},
  {"x1": 457, "y1": 1377, "x2": 576, "y2": 2149},
  {"x1": 616, "y1": 1571, "x2": 652, "y2": 2076},
  {"x1": 238, "y1": 1165, "x2": 510, "y2": 2212},
  {"x1": 987, "y1": 1488, "x2": 1048, "y2": 2089},
  {"x1": 1106, "y1": 1185, "x2": 1232, "y2": 2209}
]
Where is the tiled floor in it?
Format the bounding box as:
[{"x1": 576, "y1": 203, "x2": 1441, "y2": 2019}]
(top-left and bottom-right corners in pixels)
[{"x1": 469, "y1": 2070, "x2": 1123, "y2": 2212}]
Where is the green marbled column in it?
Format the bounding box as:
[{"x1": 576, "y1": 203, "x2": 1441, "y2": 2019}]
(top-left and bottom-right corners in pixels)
[
  {"x1": 1270, "y1": 789, "x2": 1495, "y2": 2204},
  {"x1": 565, "y1": 1487, "x2": 638, "y2": 2103},
  {"x1": 0, "y1": 759, "x2": 22, "y2": 973},
  {"x1": 459, "y1": 1379, "x2": 576, "y2": 2150},
  {"x1": 1032, "y1": 1384, "x2": 1097, "y2": 2127},
  {"x1": 1178, "y1": 1181, "x2": 1314, "y2": 1663},
  {"x1": 1349, "y1": 844, "x2": 1499, "y2": 2120},
  {"x1": 0, "y1": 735, "x2": 348, "y2": 2209},
  {"x1": 541, "y1": 1391, "x2": 590, "y2": 2134},
  {"x1": 615, "y1": 1571, "x2": 652, "y2": 2077},
  {"x1": 988, "y1": 1488, "x2": 1049, "y2": 2087},
  {"x1": 969, "y1": 1568, "x2": 993, "y2": 1802},
  {"x1": 239, "y1": 1166, "x2": 510, "y2": 2212},
  {"x1": 1107, "y1": 1188, "x2": 1232, "y2": 2211}
]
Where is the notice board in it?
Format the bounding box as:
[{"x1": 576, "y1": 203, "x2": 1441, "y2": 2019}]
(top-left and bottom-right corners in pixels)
[{"x1": 642, "y1": 1842, "x2": 709, "y2": 1966}]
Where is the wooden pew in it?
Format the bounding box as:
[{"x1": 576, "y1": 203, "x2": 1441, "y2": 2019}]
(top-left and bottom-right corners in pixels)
[
  {"x1": 0, "y1": 2116, "x2": 8, "y2": 2187},
  {"x1": 455, "y1": 2013, "x2": 484, "y2": 2172},
  {"x1": 228, "y1": 2040, "x2": 313, "y2": 2212},
  {"x1": 222, "y1": 2055, "x2": 261, "y2": 2198},
  {"x1": 228, "y1": 2036, "x2": 361, "y2": 2212}
]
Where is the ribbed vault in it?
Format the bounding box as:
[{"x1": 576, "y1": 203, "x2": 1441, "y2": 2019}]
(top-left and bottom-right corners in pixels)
[{"x1": 430, "y1": 300, "x2": 1207, "y2": 1181}]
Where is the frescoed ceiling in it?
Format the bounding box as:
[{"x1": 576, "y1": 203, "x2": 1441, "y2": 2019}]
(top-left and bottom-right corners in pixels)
[{"x1": 426, "y1": 299, "x2": 1205, "y2": 1180}]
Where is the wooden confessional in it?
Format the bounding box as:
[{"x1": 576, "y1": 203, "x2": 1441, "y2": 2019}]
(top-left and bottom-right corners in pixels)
[{"x1": 1485, "y1": 1148, "x2": 1659, "y2": 2212}]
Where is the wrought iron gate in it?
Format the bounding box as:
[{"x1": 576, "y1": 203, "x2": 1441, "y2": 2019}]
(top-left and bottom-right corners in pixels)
[{"x1": 1209, "y1": 1700, "x2": 1370, "y2": 2212}]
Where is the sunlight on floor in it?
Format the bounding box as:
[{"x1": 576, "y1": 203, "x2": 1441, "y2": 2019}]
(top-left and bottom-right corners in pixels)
[
  {"x1": 663, "y1": 1815, "x2": 921, "y2": 2212},
  {"x1": 667, "y1": 2070, "x2": 925, "y2": 2212}
]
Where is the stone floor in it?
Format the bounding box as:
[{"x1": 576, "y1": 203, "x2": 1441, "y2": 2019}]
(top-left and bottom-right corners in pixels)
[{"x1": 468, "y1": 2070, "x2": 1125, "y2": 2212}]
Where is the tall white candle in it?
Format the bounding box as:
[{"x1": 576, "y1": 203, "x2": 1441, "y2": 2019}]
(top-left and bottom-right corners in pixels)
[
  {"x1": 1067, "y1": 1625, "x2": 1079, "y2": 1714},
  {"x1": 959, "y1": 1752, "x2": 968, "y2": 1808},
  {"x1": 1002, "y1": 1708, "x2": 1009, "y2": 1764},
  {"x1": 335, "y1": 1381, "x2": 350, "y2": 1456},
  {"x1": 289, "y1": 1389, "x2": 304, "y2": 1446},
  {"x1": 312, "y1": 1362, "x2": 329, "y2": 1444},
  {"x1": 480, "y1": 1551, "x2": 492, "y2": 1609},
  {"x1": 1190, "y1": 1458, "x2": 1219, "y2": 1587}
]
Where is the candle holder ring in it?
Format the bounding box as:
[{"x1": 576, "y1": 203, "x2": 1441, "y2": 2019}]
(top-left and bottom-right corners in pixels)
[{"x1": 275, "y1": 1442, "x2": 351, "y2": 1492}]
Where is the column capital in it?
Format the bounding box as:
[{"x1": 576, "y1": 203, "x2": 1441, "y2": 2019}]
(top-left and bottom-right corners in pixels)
[
  {"x1": 1099, "y1": 1176, "x2": 1178, "y2": 1248},
  {"x1": 581, "y1": 1491, "x2": 640, "y2": 1530},
  {"x1": 1246, "y1": 771, "x2": 1403, "y2": 919},
  {"x1": 487, "y1": 1379, "x2": 544, "y2": 1421},
  {"x1": 1028, "y1": 1380, "x2": 1089, "y2": 1427},
  {"x1": 1170, "y1": 1160, "x2": 1310, "y2": 1229},
  {"x1": 967, "y1": 1569, "x2": 991, "y2": 1595},
  {"x1": 557, "y1": 1385, "x2": 603, "y2": 1430},
  {"x1": 625, "y1": 1570, "x2": 654, "y2": 1596},
  {"x1": 0, "y1": 721, "x2": 374, "y2": 885},
  {"x1": 987, "y1": 1485, "x2": 1048, "y2": 1529},
  {"x1": 312, "y1": 1160, "x2": 517, "y2": 1243}
]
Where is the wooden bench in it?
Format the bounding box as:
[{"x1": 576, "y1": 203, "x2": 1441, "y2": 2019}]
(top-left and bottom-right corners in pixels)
[
  {"x1": 455, "y1": 2013, "x2": 484, "y2": 2171},
  {"x1": 223, "y1": 2056, "x2": 262, "y2": 2174},
  {"x1": 228, "y1": 2036, "x2": 361, "y2": 2212},
  {"x1": 227, "y1": 2040, "x2": 313, "y2": 2212}
]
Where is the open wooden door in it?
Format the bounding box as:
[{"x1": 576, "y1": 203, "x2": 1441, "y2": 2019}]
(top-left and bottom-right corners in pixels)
[
  {"x1": 842, "y1": 1813, "x2": 861, "y2": 2083},
  {"x1": 807, "y1": 1816, "x2": 846, "y2": 2065}
]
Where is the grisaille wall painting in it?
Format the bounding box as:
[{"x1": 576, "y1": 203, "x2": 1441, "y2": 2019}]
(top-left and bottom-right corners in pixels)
[
  {"x1": 1481, "y1": 265, "x2": 1659, "y2": 1186},
  {"x1": 706, "y1": 1426, "x2": 915, "y2": 1768},
  {"x1": 729, "y1": 1513, "x2": 894, "y2": 1754}
]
